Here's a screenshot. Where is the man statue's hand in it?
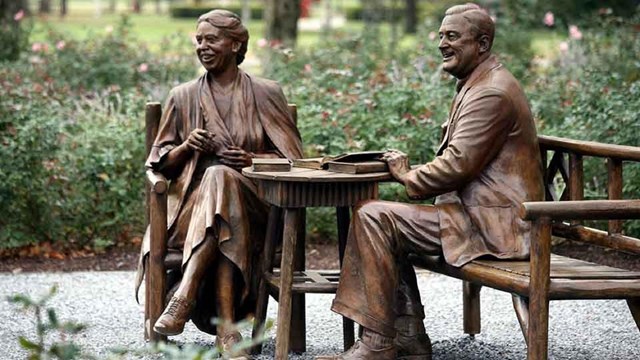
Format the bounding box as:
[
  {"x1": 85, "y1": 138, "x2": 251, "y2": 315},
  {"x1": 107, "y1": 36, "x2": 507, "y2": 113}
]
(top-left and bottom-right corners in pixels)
[
  {"x1": 186, "y1": 129, "x2": 217, "y2": 154},
  {"x1": 219, "y1": 146, "x2": 253, "y2": 170},
  {"x1": 382, "y1": 149, "x2": 410, "y2": 184}
]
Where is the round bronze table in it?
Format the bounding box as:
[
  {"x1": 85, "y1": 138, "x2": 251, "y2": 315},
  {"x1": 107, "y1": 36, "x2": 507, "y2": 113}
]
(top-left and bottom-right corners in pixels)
[{"x1": 243, "y1": 166, "x2": 391, "y2": 359}]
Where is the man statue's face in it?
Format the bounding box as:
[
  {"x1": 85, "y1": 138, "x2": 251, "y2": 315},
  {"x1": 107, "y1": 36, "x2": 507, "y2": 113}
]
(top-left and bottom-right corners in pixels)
[
  {"x1": 195, "y1": 21, "x2": 240, "y2": 73},
  {"x1": 438, "y1": 14, "x2": 482, "y2": 79}
]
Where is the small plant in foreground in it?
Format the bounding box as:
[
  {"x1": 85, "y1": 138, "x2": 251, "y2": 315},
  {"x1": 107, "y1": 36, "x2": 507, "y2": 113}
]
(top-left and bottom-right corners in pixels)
[
  {"x1": 7, "y1": 285, "x2": 91, "y2": 360},
  {"x1": 9, "y1": 285, "x2": 273, "y2": 359}
]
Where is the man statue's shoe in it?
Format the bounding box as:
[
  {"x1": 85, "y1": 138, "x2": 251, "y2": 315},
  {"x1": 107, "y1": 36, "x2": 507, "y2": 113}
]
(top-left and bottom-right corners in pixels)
[
  {"x1": 315, "y1": 340, "x2": 396, "y2": 360},
  {"x1": 215, "y1": 331, "x2": 249, "y2": 360},
  {"x1": 152, "y1": 296, "x2": 194, "y2": 336},
  {"x1": 395, "y1": 332, "x2": 433, "y2": 360}
]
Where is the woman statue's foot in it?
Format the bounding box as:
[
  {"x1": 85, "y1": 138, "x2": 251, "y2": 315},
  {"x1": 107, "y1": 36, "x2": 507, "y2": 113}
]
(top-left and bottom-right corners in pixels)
[{"x1": 153, "y1": 296, "x2": 194, "y2": 336}]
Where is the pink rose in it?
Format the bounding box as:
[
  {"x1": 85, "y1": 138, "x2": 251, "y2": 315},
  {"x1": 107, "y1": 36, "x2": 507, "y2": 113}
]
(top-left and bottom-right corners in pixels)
[
  {"x1": 569, "y1": 25, "x2": 582, "y2": 40},
  {"x1": 428, "y1": 32, "x2": 436, "y2": 41},
  {"x1": 56, "y1": 41, "x2": 66, "y2": 50},
  {"x1": 31, "y1": 43, "x2": 43, "y2": 52},
  {"x1": 257, "y1": 38, "x2": 268, "y2": 48},
  {"x1": 138, "y1": 63, "x2": 149, "y2": 73},
  {"x1": 558, "y1": 41, "x2": 569, "y2": 53},
  {"x1": 304, "y1": 64, "x2": 312, "y2": 73},
  {"x1": 543, "y1": 12, "x2": 554, "y2": 27},
  {"x1": 14, "y1": 9, "x2": 25, "y2": 21}
]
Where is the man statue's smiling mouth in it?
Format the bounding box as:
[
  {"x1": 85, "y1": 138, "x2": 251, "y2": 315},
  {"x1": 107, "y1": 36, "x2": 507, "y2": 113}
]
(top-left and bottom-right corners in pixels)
[{"x1": 441, "y1": 51, "x2": 455, "y2": 61}]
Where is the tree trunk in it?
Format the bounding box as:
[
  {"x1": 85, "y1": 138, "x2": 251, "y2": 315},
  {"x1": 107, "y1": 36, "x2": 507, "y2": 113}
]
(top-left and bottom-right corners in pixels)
[
  {"x1": 1, "y1": 0, "x2": 28, "y2": 20},
  {"x1": 322, "y1": 0, "x2": 333, "y2": 35},
  {"x1": 1, "y1": 0, "x2": 30, "y2": 61},
  {"x1": 265, "y1": 0, "x2": 300, "y2": 48},
  {"x1": 241, "y1": 0, "x2": 250, "y2": 23},
  {"x1": 404, "y1": 0, "x2": 417, "y2": 34},
  {"x1": 39, "y1": 0, "x2": 51, "y2": 13},
  {"x1": 60, "y1": 0, "x2": 67, "y2": 17},
  {"x1": 132, "y1": 0, "x2": 141, "y2": 13}
]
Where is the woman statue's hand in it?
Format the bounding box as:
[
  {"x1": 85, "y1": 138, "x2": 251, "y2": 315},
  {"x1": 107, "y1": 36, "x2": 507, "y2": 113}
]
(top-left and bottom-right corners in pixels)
[
  {"x1": 186, "y1": 129, "x2": 217, "y2": 154},
  {"x1": 219, "y1": 146, "x2": 253, "y2": 170}
]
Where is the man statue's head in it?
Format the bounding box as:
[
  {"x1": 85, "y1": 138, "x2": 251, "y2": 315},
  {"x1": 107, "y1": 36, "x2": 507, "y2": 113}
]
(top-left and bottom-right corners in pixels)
[
  {"x1": 438, "y1": 3, "x2": 494, "y2": 79},
  {"x1": 196, "y1": 9, "x2": 249, "y2": 72}
]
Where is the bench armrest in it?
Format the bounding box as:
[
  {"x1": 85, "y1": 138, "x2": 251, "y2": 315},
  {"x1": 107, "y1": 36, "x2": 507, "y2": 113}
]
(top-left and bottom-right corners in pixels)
[
  {"x1": 146, "y1": 169, "x2": 168, "y2": 194},
  {"x1": 538, "y1": 135, "x2": 640, "y2": 162},
  {"x1": 521, "y1": 200, "x2": 640, "y2": 221}
]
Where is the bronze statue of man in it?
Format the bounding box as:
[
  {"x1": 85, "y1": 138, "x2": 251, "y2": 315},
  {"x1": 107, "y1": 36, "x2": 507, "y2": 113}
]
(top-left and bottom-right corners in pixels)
[
  {"x1": 318, "y1": 4, "x2": 543, "y2": 359},
  {"x1": 134, "y1": 9, "x2": 302, "y2": 356}
]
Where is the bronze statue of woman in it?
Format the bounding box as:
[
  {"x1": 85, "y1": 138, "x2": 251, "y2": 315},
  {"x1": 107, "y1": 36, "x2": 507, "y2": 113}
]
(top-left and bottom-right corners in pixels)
[{"x1": 135, "y1": 9, "x2": 303, "y2": 356}]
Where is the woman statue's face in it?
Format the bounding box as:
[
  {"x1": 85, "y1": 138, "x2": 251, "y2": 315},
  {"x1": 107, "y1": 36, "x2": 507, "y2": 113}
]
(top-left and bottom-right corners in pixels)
[{"x1": 195, "y1": 22, "x2": 240, "y2": 73}]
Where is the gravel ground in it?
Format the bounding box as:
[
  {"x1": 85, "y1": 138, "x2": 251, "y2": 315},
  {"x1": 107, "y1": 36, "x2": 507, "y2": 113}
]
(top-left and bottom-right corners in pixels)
[{"x1": 1, "y1": 270, "x2": 638, "y2": 359}]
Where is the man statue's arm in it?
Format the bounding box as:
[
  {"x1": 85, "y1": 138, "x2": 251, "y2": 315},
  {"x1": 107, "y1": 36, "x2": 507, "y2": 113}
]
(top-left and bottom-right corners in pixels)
[{"x1": 402, "y1": 88, "x2": 514, "y2": 200}]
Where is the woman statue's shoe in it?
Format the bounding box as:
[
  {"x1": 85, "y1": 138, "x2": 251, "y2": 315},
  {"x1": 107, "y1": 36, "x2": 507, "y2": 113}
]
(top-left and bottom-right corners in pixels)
[{"x1": 152, "y1": 295, "x2": 194, "y2": 336}]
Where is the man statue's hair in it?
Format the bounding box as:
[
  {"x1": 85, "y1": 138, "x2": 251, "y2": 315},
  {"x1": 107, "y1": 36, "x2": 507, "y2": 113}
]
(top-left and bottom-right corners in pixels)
[
  {"x1": 197, "y1": 9, "x2": 249, "y2": 65},
  {"x1": 445, "y1": 3, "x2": 495, "y2": 50}
]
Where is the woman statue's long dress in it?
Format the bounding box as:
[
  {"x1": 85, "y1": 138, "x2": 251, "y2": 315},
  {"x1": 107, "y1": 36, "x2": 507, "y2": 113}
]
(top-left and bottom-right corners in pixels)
[{"x1": 134, "y1": 9, "x2": 302, "y2": 355}]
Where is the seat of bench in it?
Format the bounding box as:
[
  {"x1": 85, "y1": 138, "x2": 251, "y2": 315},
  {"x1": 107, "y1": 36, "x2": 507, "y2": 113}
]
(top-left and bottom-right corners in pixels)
[{"x1": 411, "y1": 253, "x2": 640, "y2": 300}]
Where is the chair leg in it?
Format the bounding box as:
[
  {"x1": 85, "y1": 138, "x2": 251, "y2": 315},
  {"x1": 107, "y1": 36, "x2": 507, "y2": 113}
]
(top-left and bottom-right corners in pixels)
[
  {"x1": 512, "y1": 295, "x2": 530, "y2": 346},
  {"x1": 627, "y1": 298, "x2": 640, "y2": 332},
  {"x1": 526, "y1": 295, "x2": 549, "y2": 360},
  {"x1": 251, "y1": 207, "x2": 281, "y2": 355},
  {"x1": 463, "y1": 281, "x2": 482, "y2": 337},
  {"x1": 527, "y1": 218, "x2": 551, "y2": 360},
  {"x1": 147, "y1": 191, "x2": 168, "y2": 342}
]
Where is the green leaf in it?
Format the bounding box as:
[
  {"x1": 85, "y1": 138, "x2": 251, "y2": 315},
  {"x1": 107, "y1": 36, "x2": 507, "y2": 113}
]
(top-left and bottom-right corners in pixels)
[
  {"x1": 50, "y1": 343, "x2": 82, "y2": 359},
  {"x1": 47, "y1": 308, "x2": 59, "y2": 327},
  {"x1": 18, "y1": 336, "x2": 41, "y2": 351},
  {"x1": 7, "y1": 294, "x2": 34, "y2": 307}
]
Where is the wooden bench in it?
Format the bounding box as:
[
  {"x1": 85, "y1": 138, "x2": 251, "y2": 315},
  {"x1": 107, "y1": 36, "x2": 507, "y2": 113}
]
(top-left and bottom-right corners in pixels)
[{"x1": 411, "y1": 135, "x2": 640, "y2": 359}]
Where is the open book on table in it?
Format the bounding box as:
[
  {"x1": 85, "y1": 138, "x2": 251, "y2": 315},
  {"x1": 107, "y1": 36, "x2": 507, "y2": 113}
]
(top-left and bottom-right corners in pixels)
[{"x1": 293, "y1": 151, "x2": 388, "y2": 174}]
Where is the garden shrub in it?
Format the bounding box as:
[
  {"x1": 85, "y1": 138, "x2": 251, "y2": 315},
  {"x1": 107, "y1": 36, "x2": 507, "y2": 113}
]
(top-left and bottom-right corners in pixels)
[
  {"x1": 0, "y1": 17, "x2": 197, "y2": 250},
  {"x1": 530, "y1": 13, "x2": 640, "y2": 236}
]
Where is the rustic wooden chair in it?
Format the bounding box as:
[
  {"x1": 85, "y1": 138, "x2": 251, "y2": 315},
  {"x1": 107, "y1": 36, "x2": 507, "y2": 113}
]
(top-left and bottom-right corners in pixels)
[
  {"x1": 411, "y1": 135, "x2": 640, "y2": 359},
  {"x1": 142, "y1": 102, "x2": 306, "y2": 345}
]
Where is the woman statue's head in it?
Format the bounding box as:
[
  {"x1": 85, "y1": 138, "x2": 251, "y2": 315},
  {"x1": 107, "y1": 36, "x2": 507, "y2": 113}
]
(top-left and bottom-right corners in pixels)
[{"x1": 195, "y1": 9, "x2": 249, "y2": 72}]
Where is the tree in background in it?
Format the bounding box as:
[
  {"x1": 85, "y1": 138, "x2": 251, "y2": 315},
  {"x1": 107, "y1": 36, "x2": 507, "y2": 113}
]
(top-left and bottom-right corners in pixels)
[
  {"x1": 265, "y1": 0, "x2": 300, "y2": 47},
  {"x1": 132, "y1": 0, "x2": 141, "y2": 13},
  {"x1": 404, "y1": 0, "x2": 417, "y2": 33},
  {"x1": 241, "y1": 0, "x2": 250, "y2": 23},
  {"x1": 0, "y1": 0, "x2": 31, "y2": 61},
  {"x1": 39, "y1": 0, "x2": 50, "y2": 14}
]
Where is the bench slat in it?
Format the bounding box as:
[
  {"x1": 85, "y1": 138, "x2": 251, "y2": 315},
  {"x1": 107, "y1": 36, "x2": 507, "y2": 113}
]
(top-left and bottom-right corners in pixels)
[
  {"x1": 412, "y1": 253, "x2": 640, "y2": 299},
  {"x1": 474, "y1": 254, "x2": 640, "y2": 279}
]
